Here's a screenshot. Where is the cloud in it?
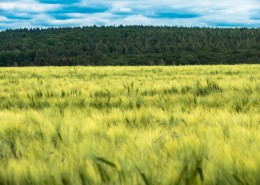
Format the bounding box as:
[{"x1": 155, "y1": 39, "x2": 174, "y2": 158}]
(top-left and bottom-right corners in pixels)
[
  {"x1": 0, "y1": 0, "x2": 259, "y2": 30},
  {"x1": 0, "y1": 16, "x2": 8, "y2": 22},
  {"x1": 0, "y1": 0, "x2": 61, "y2": 13}
]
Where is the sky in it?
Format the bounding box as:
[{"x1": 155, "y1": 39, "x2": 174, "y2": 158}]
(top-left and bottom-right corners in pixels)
[{"x1": 0, "y1": 0, "x2": 260, "y2": 30}]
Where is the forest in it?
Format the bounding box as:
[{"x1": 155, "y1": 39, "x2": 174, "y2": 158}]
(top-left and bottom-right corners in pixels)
[{"x1": 0, "y1": 26, "x2": 259, "y2": 66}]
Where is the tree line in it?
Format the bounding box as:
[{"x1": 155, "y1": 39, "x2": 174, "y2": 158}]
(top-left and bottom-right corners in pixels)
[{"x1": 0, "y1": 25, "x2": 259, "y2": 66}]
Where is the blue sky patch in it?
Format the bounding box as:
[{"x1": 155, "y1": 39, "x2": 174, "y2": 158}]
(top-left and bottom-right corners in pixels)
[
  {"x1": 212, "y1": 22, "x2": 257, "y2": 28},
  {"x1": 5, "y1": 15, "x2": 31, "y2": 21},
  {"x1": 149, "y1": 12, "x2": 201, "y2": 19},
  {"x1": 50, "y1": 14, "x2": 71, "y2": 20},
  {"x1": 52, "y1": 5, "x2": 108, "y2": 14},
  {"x1": 37, "y1": 0, "x2": 80, "y2": 4}
]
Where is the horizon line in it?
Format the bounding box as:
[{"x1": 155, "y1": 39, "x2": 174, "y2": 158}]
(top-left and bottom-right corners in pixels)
[{"x1": 1, "y1": 24, "x2": 260, "y2": 32}]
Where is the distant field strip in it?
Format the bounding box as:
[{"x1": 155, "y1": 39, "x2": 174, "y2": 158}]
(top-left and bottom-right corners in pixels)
[{"x1": 0, "y1": 65, "x2": 260, "y2": 185}]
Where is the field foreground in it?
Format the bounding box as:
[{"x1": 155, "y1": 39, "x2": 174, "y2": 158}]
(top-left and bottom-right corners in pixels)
[{"x1": 0, "y1": 65, "x2": 260, "y2": 185}]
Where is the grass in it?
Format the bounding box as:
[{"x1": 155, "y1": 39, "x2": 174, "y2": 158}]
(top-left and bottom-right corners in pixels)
[{"x1": 0, "y1": 65, "x2": 260, "y2": 185}]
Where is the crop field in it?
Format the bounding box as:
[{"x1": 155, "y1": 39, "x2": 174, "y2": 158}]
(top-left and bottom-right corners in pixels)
[{"x1": 0, "y1": 65, "x2": 260, "y2": 185}]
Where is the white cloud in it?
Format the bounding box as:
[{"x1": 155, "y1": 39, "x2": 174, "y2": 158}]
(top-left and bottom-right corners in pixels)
[
  {"x1": 0, "y1": 0, "x2": 60, "y2": 13},
  {"x1": 0, "y1": 16, "x2": 8, "y2": 21}
]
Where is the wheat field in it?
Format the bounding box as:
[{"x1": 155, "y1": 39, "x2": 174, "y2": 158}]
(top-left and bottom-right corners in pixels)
[{"x1": 0, "y1": 65, "x2": 260, "y2": 185}]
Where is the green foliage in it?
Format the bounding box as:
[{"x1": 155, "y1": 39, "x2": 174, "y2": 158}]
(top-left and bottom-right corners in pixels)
[{"x1": 0, "y1": 26, "x2": 259, "y2": 66}]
